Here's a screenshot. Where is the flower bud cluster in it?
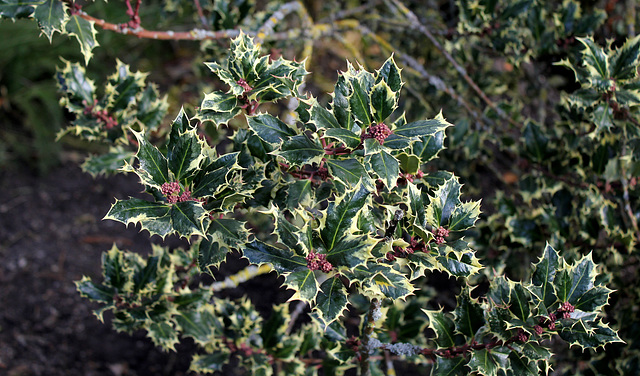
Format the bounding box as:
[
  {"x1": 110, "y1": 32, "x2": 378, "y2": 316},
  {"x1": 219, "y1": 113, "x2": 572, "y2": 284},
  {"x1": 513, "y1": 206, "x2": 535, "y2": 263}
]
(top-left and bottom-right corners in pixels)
[
  {"x1": 536, "y1": 304, "x2": 573, "y2": 336},
  {"x1": 362, "y1": 123, "x2": 392, "y2": 144},
  {"x1": 306, "y1": 251, "x2": 333, "y2": 272},
  {"x1": 161, "y1": 182, "x2": 202, "y2": 204},
  {"x1": 386, "y1": 237, "x2": 429, "y2": 261},
  {"x1": 434, "y1": 226, "x2": 450, "y2": 244},
  {"x1": 237, "y1": 79, "x2": 253, "y2": 93},
  {"x1": 82, "y1": 99, "x2": 118, "y2": 130},
  {"x1": 515, "y1": 328, "x2": 530, "y2": 342},
  {"x1": 558, "y1": 301, "x2": 575, "y2": 319}
]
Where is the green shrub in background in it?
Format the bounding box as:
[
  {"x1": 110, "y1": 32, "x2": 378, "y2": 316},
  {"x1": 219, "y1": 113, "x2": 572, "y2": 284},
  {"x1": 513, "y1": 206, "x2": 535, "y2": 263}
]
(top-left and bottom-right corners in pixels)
[{"x1": 2, "y1": 0, "x2": 638, "y2": 374}]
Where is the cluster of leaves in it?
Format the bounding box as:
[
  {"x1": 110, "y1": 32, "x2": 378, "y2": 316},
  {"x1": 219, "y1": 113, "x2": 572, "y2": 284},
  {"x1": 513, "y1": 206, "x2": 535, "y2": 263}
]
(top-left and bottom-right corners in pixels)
[
  {"x1": 55, "y1": 59, "x2": 168, "y2": 175},
  {"x1": 5, "y1": 0, "x2": 635, "y2": 374},
  {"x1": 455, "y1": 0, "x2": 606, "y2": 64},
  {"x1": 74, "y1": 33, "x2": 623, "y2": 375}
]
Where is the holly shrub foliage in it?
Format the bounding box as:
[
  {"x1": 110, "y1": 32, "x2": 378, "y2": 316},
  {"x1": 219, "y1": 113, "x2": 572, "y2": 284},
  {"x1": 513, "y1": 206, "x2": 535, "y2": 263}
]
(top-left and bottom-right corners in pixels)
[
  {"x1": 3, "y1": 0, "x2": 638, "y2": 375},
  {"x1": 78, "y1": 34, "x2": 620, "y2": 375}
]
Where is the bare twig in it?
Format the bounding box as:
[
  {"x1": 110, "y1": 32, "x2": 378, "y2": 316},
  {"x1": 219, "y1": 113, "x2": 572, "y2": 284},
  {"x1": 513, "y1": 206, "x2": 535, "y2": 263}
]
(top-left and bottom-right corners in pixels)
[
  {"x1": 193, "y1": 0, "x2": 209, "y2": 29},
  {"x1": 385, "y1": 0, "x2": 518, "y2": 127}
]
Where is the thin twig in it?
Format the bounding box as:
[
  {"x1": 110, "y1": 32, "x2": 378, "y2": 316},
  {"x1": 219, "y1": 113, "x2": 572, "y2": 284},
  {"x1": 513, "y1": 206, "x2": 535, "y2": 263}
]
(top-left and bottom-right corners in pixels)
[
  {"x1": 193, "y1": 0, "x2": 209, "y2": 30},
  {"x1": 386, "y1": 0, "x2": 517, "y2": 127},
  {"x1": 620, "y1": 139, "x2": 640, "y2": 243}
]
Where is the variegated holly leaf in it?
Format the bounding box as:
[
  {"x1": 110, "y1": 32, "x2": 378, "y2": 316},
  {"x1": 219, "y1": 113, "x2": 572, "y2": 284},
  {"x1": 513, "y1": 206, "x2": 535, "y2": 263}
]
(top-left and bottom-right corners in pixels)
[
  {"x1": 105, "y1": 197, "x2": 209, "y2": 239},
  {"x1": 453, "y1": 287, "x2": 485, "y2": 338},
  {"x1": 242, "y1": 240, "x2": 307, "y2": 274},
  {"x1": 247, "y1": 113, "x2": 297, "y2": 144},
  {"x1": 314, "y1": 277, "x2": 348, "y2": 326},
  {"x1": 559, "y1": 320, "x2": 623, "y2": 350},
  {"x1": 425, "y1": 175, "x2": 481, "y2": 231},
  {"x1": 529, "y1": 243, "x2": 560, "y2": 308},
  {"x1": 34, "y1": 0, "x2": 67, "y2": 41},
  {"x1": 65, "y1": 15, "x2": 99, "y2": 65},
  {"x1": 319, "y1": 181, "x2": 371, "y2": 250},
  {"x1": 467, "y1": 347, "x2": 509, "y2": 376},
  {"x1": 273, "y1": 134, "x2": 324, "y2": 166}
]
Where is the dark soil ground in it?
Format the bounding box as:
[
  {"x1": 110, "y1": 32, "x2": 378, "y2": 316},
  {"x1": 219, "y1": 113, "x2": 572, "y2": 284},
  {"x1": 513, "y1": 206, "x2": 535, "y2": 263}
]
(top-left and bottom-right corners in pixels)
[{"x1": 0, "y1": 155, "x2": 294, "y2": 376}]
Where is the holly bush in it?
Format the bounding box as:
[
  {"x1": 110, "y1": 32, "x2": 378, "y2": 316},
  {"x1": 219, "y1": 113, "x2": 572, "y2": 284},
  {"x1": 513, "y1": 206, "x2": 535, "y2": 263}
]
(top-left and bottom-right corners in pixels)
[{"x1": 2, "y1": 0, "x2": 637, "y2": 375}]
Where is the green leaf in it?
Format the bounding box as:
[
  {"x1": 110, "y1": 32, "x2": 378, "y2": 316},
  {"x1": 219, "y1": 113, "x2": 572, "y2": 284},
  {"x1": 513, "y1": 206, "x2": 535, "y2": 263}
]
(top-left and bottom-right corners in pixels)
[
  {"x1": 325, "y1": 158, "x2": 368, "y2": 186},
  {"x1": 331, "y1": 75, "x2": 355, "y2": 130},
  {"x1": 286, "y1": 180, "x2": 314, "y2": 208},
  {"x1": 310, "y1": 100, "x2": 341, "y2": 129},
  {"x1": 522, "y1": 120, "x2": 548, "y2": 162},
  {"x1": 577, "y1": 37, "x2": 609, "y2": 79},
  {"x1": 65, "y1": 15, "x2": 99, "y2": 65},
  {"x1": 76, "y1": 276, "x2": 115, "y2": 303},
  {"x1": 393, "y1": 112, "x2": 451, "y2": 138},
  {"x1": 370, "y1": 268, "x2": 413, "y2": 300},
  {"x1": 208, "y1": 217, "x2": 249, "y2": 251},
  {"x1": 454, "y1": 287, "x2": 484, "y2": 338},
  {"x1": 284, "y1": 270, "x2": 318, "y2": 303},
  {"x1": 509, "y1": 283, "x2": 531, "y2": 321},
  {"x1": 559, "y1": 320, "x2": 623, "y2": 350},
  {"x1": 148, "y1": 321, "x2": 179, "y2": 351},
  {"x1": 34, "y1": 0, "x2": 66, "y2": 41},
  {"x1": 274, "y1": 134, "x2": 324, "y2": 166},
  {"x1": 412, "y1": 132, "x2": 445, "y2": 163},
  {"x1": 507, "y1": 352, "x2": 539, "y2": 376},
  {"x1": 326, "y1": 236, "x2": 372, "y2": 269},
  {"x1": 56, "y1": 59, "x2": 95, "y2": 106},
  {"x1": 191, "y1": 153, "x2": 239, "y2": 198},
  {"x1": 369, "y1": 80, "x2": 396, "y2": 123},
  {"x1": 435, "y1": 241, "x2": 483, "y2": 277},
  {"x1": 468, "y1": 348, "x2": 508, "y2": 376},
  {"x1": 0, "y1": 0, "x2": 40, "y2": 19},
  {"x1": 248, "y1": 113, "x2": 297, "y2": 144},
  {"x1": 324, "y1": 128, "x2": 362, "y2": 149},
  {"x1": 610, "y1": 35, "x2": 640, "y2": 80},
  {"x1": 81, "y1": 148, "x2": 135, "y2": 177},
  {"x1": 574, "y1": 286, "x2": 612, "y2": 312},
  {"x1": 368, "y1": 151, "x2": 399, "y2": 189},
  {"x1": 170, "y1": 201, "x2": 209, "y2": 238},
  {"x1": 349, "y1": 78, "x2": 372, "y2": 125},
  {"x1": 132, "y1": 130, "x2": 170, "y2": 187},
  {"x1": 510, "y1": 342, "x2": 551, "y2": 361},
  {"x1": 408, "y1": 183, "x2": 428, "y2": 231},
  {"x1": 431, "y1": 356, "x2": 468, "y2": 376},
  {"x1": 448, "y1": 200, "x2": 481, "y2": 231},
  {"x1": 321, "y1": 182, "x2": 370, "y2": 250},
  {"x1": 104, "y1": 198, "x2": 172, "y2": 237},
  {"x1": 314, "y1": 277, "x2": 348, "y2": 326},
  {"x1": 175, "y1": 306, "x2": 220, "y2": 345},
  {"x1": 376, "y1": 55, "x2": 402, "y2": 92},
  {"x1": 243, "y1": 240, "x2": 307, "y2": 274},
  {"x1": 190, "y1": 352, "x2": 230, "y2": 373},
  {"x1": 168, "y1": 126, "x2": 204, "y2": 182},
  {"x1": 530, "y1": 243, "x2": 560, "y2": 308},
  {"x1": 197, "y1": 237, "x2": 226, "y2": 273},
  {"x1": 102, "y1": 245, "x2": 127, "y2": 290},
  {"x1": 422, "y1": 310, "x2": 456, "y2": 348},
  {"x1": 425, "y1": 176, "x2": 462, "y2": 228},
  {"x1": 201, "y1": 90, "x2": 238, "y2": 112}
]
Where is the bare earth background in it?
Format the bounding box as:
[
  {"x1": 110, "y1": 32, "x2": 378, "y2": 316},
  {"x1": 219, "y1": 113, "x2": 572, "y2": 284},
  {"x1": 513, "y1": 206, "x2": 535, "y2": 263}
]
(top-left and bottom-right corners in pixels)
[{"x1": 0, "y1": 156, "x2": 297, "y2": 376}]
